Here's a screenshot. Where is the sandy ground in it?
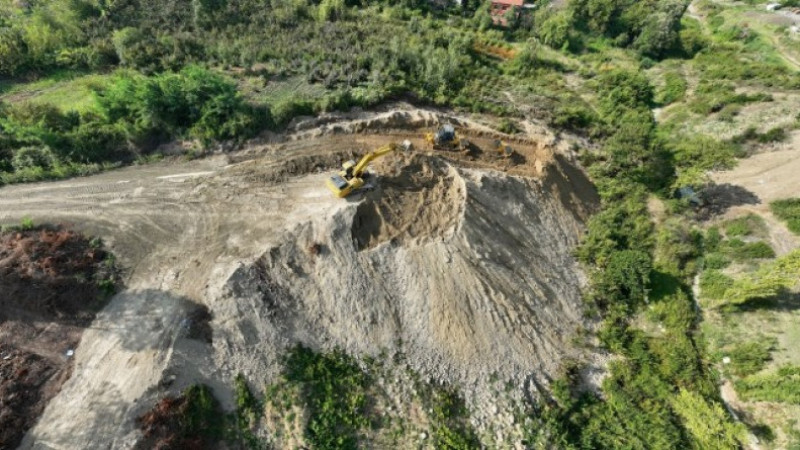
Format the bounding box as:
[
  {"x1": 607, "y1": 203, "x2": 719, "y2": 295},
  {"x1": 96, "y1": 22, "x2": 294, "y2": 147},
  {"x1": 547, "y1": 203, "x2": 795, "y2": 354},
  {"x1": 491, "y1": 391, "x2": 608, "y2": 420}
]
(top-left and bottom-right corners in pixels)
[
  {"x1": 0, "y1": 107, "x2": 597, "y2": 448},
  {"x1": 711, "y1": 131, "x2": 800, "y2": 255}
]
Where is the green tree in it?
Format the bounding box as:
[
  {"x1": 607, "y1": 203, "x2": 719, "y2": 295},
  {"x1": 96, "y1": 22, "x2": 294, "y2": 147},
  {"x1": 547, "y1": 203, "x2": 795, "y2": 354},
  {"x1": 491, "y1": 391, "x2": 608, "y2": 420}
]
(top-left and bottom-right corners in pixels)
[{"x1": 671, "y1": 389, "x2": 746, "y2": 449}]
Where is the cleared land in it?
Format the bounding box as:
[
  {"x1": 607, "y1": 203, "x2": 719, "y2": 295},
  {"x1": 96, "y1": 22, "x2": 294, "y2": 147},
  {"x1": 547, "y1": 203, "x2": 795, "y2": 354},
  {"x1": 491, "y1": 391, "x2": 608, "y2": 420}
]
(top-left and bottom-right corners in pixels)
[{"x1": 0, "y1": 107, "x2": 598, "y2": 448}]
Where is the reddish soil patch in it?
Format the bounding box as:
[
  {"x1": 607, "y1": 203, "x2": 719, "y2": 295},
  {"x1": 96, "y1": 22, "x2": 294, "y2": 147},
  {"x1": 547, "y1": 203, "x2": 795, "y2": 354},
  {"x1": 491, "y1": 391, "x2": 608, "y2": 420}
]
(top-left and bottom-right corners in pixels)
[
  {"x1": 136, "y1": 385, "x2": 222, "y2": 450},
  {"x1": 0, "y1": 225, "x2": 118, "y2": 449}
]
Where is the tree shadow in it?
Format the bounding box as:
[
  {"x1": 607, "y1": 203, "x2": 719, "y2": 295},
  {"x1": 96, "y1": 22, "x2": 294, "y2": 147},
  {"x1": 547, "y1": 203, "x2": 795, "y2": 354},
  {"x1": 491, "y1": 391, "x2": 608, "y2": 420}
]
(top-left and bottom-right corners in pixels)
[
  {"x1": 648, "y1": 270, "x2": 684, "y2": 303},
  {"x1": 698, "y1": 183, "x2": 761, "y2": 219},
  {"x1": 730, "y1": 289, "x2": 800, "y2": 313}
]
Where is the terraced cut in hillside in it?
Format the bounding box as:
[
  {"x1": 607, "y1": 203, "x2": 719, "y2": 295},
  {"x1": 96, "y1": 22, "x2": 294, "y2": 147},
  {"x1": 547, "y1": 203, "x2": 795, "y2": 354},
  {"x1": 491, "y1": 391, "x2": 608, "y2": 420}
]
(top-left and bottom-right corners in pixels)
[{"x1": 0, "y1": 109, "x2": 598, "y2": 448}]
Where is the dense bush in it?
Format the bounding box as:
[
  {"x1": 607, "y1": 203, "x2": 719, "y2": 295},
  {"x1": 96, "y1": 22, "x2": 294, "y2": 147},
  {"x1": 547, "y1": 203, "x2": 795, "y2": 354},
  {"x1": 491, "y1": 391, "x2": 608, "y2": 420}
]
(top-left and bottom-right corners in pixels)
[
  {"x1": 284, "y1": 346, "x2": 370, "y2": 449},
  {"x1": 564, "y1": 0, "x2": 689, "y2": 58},
  {"x1": 0, "y1": 66, "x2": 266, "y2": 184},
  {"x1": 96, "y1": 66, "x2": 268, "y2": 143}
]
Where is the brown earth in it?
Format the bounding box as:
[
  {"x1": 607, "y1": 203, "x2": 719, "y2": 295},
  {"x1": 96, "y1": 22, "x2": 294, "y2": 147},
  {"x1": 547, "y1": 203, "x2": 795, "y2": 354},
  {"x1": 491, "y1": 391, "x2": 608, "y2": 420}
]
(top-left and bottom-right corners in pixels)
[
  {"x1": 352, "y1": 153, "x2": 464, "y2": 250},
  {"x1": 0, "y1": 226, "x2": 117, "y2": 450}
]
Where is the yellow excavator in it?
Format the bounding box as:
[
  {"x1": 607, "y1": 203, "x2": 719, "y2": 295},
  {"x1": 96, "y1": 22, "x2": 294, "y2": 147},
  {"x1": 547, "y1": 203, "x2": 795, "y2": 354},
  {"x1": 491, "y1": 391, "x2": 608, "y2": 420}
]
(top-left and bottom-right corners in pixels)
[
  {"x1": 425, "y1": 124, "x2": 470, "y2": 153},
  {"x1": 325, "y1": 141, "x2": 411, "y2": 198}
]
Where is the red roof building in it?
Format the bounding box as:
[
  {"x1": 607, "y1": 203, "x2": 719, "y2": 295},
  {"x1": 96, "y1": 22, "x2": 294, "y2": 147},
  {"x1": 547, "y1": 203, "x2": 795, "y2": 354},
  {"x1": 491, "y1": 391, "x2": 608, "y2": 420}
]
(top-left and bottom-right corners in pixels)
[{"x1": 490, "y1": 0, "x2": 524, "y2": 26}]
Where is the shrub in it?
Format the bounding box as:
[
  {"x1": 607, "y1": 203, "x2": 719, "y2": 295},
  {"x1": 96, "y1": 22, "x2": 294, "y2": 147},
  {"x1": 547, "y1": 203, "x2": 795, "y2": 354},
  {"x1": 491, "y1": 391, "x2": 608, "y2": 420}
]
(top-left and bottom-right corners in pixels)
[
  {"x1": 656, "y1": 72, "x2": 687, "y2": 105},
  {"x1": 668, "y1": 134, "x2": 740, "y2": 172},
  {"x1": 592, "y1": 249, "x2": 653, "y2": 310},
  {"x1": 700, "y1": 269, "x2": 733, "y2": 300},
  {"x1": 720, "y1": 239, "x2": 775, "y2": 261},
  {"x1": 96, "y1": 66, "x2": 264, "y2": 144},
  {"x1": 284, "y1": 345, "x2": 370, "y2": 449},
  {"x1": 735, "y1": 365, "x2": 800, "y2": 404},
  {"x1": 725, "y1": 338, "x2": 776, "y2": 377},
  {"x1": 703, "y1": 252, "x2": 730, "y2": 270},
  {"x1": 11, "y1": 146, "x2": 59, "y2": 171},
  {"x1": 770, "y1": 198, "x2": 800, "y2": 235},
  {"x1": 723, "y1": 214, "x2": 767, "y2": 238},
  {"x1": 671, "y1": 389, "x2": 747, "y2": 449},
  {"x1": 0, "y1": 27, "x2": 29, "y2": 76}
]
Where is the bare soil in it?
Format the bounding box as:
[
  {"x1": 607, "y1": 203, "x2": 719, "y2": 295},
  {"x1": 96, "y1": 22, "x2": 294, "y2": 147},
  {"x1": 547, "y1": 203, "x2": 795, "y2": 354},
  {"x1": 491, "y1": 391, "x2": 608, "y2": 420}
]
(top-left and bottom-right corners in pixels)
[
  {"x1": 0, "y1": 226, "x2": 116, "y2": 450},
  {"x1": 352, "y1": 153, "x2": 464, "y2": 250}
]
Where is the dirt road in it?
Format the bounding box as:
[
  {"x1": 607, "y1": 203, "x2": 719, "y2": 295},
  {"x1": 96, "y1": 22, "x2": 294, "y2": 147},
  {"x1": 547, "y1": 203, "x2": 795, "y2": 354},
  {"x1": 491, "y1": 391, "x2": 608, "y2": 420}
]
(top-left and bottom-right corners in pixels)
[{"x1": 0, "y1": 153, "x2": 353, "y2": 448}]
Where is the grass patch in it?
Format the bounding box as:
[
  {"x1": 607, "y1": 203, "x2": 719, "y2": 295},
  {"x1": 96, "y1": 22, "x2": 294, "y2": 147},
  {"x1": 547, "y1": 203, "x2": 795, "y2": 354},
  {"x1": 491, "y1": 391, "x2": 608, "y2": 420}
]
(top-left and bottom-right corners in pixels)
[
  {"x1": 771, "y1": 198, "x2": 800, "y2": 235},
  {"x1": 700, "y1": 270, "x2": 735, "y2": 300},
  {"x1": 723, "y1": 337, "x2": 777, "y2": 377},
  {"x1": 735, "y1": 365, "x2": 800, "y2": 404},
  {"x1": 656, "y1": 71, "x2": 688, "y2": 106},
  {"x1": 720, "y1": 239, "x2": 776, "y2": 261},
  {"x1": 0, "y1": 72, "x2": 109, "y2": 113},
  {"x1": 703, "y1": 252, "x2": 731, "y2": 270},
  {"x1": 723, "y1": 213, "x2": 768, "y2": 238}
]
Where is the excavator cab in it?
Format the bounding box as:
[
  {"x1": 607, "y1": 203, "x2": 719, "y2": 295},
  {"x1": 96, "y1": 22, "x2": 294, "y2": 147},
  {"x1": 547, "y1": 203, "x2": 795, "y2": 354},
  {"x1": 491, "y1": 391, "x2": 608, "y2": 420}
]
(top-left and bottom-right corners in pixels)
[{"x1": 434, "y1": 124, "x2": 457, "y2": 146}]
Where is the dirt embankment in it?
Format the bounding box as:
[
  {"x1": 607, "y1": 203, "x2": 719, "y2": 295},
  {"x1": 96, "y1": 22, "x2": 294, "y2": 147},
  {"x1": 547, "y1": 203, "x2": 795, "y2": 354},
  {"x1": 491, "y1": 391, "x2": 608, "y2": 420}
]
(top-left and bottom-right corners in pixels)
[
  {"x1": 214, "y1": 150, "x2": 598, "y2": 440},
  {"x1": 0, "y1": 226, "x2": 118, "y2": 450}
]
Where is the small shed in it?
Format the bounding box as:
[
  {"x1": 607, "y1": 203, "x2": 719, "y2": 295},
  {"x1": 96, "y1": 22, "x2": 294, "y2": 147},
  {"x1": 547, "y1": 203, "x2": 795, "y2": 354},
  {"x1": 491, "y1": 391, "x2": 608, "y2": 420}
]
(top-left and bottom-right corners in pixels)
[{"x1": 490, "y1": 0, "x2": 524, "y2": 26}]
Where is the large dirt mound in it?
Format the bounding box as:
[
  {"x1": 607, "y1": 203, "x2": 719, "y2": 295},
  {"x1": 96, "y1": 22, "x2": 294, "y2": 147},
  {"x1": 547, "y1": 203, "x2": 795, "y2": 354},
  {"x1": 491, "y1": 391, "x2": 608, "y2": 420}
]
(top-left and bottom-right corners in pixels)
[
  {"x1": 214, "y1": 153, "x2": 599, "y2": 434},
  {"x1": 352, "y1": 154, "x2": 464, "y2": 250}
]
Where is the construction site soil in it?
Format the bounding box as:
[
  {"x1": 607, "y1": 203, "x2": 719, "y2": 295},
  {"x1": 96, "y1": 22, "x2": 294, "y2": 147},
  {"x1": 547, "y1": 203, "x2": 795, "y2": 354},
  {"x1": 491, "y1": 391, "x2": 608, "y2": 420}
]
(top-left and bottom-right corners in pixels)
[
  {"x1": 0, "y1": 226, "x2": 117, "y2": 449},
  {"x1": 0, "y1": 107, "x2": 600, "y2": 448}
]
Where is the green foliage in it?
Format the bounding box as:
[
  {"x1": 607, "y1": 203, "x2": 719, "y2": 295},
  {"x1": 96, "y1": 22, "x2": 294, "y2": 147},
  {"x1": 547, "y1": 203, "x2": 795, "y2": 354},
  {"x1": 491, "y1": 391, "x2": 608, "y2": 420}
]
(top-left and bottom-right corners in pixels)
[
  {"x1": 234, "y1": 374, "x2": 261, "y2": 431},
  {"x1": 668, "y1": 134, "x2": 741, "y2": 174},
  {"x1": 719, "y1": 239, "x2": 775, "y2": 261},
  {"x1": 700, "y1": 270, "x2": 733, "y2": 300},
  {"x1": 688, "y1": 81, "x2": 772, "y2": 116},
  {"x1": 422, "y1": 386, "x2": 480, "y2": 449},
  {"x1": 595, "y1": 69, "x2": 654, "y2": 123},
  {"x1": 703, "y1": 252, "x2": 730, "y2": 270},
  {"x1": 735, "y1": 365, "x2": 800, "y2": 404},
  {"x1": 19, "y1": 217, "x2": 35, "y2": 230},
  {"x1": 96, "y1": 66, "x2": 267, "y2": 144},
  {"x1": 771, "y1": 198, "x2": 800, "y2": 235},
  {"x1": 284, "y1": 345, "x2": 370, "y2": 449},
  {"x1": 591, "y1": 250, "x2": 653, "y2": 310},
  {"x1": 719, "y1": 249, "x2": 800, "y2": 307},
  {"x1": 578, "y1": 185, "x2": 654, "y2": 266},
  {"x1": 180, "y1": 384, "x2": 225, "y2": 438},
  {"x1": 654, "y1": 219, "x2": 701, "y2": 277},
  {"x1": 723, "y1": 214, "x2": 767, "y2": 238},
  {"x1": 567, "y1": 0, "x2": 689, "y2": 58},
  {"x1": 536, "y1": 9, "x2": 575, "y2": 50},
  {"x1": 655, "y1": 71, "x2": 688, "y2": 106},
  {"x1": 647, "y1": 290, "x2": 696, "y2": 331},
  {"x1": 671, "y1": 389, "x2": 747, "y2": 450},
  {"x1": 725, "y1": 338, "x2": 776, "y2": 377}
]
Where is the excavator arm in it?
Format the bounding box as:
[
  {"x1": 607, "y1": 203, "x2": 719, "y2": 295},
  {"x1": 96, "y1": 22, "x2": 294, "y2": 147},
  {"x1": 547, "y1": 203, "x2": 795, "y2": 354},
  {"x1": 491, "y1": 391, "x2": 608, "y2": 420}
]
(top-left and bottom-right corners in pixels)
[{"x1": 350, "y1": 143, "x2": 398, "y2": 178}]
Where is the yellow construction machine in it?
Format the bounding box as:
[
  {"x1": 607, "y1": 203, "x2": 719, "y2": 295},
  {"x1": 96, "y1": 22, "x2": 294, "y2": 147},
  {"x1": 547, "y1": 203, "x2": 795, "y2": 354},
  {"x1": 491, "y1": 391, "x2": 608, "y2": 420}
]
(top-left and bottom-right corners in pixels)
[
  {"x1": 325, "y1": 141, "x2": 411, "y2": 198},
  {"x1": 425, "y1": 124, "x2": 470, "y2": 153},
  {"x1": 492, "y1": 139, "x2": 514, "y2": 159}
]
